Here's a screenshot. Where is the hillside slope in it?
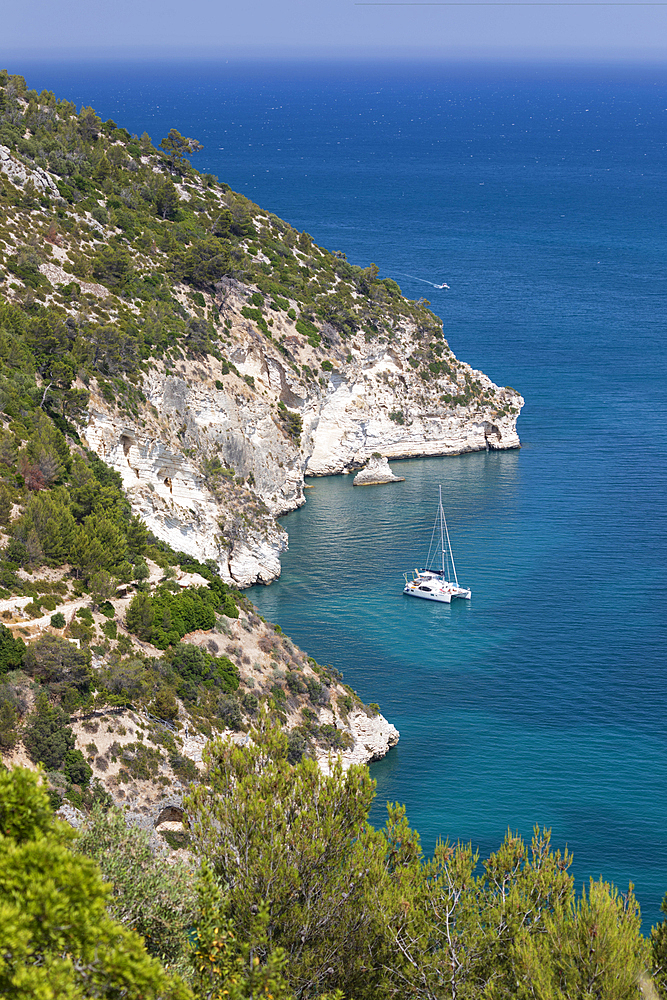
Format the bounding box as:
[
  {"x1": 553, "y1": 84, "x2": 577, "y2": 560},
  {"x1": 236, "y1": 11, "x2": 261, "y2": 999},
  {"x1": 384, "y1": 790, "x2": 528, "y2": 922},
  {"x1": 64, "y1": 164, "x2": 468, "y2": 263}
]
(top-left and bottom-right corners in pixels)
[{"x1": 0, "y1": 69, "x2": 523, "y2": 585}]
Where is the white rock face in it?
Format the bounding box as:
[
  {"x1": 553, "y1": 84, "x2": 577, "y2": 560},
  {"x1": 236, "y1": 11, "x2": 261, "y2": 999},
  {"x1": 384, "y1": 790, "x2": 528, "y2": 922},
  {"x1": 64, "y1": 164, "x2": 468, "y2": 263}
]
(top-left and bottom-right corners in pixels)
[
  {"x1": 80, "y1": 277, "x2": 522, "y2": 588},
  {"x1": 303, "y1": 359, "x2": 521, "y2": 478},
  {"x1": 0, "y1": 144, "x2": 61, "y2": 197},
  {"x1": 353, "y1": 454, "x2": 405, "y2": 486},
  {"x1": 83, "y1": 381, "x2": 288, "y2": 588},
  {"x1": 316, "y1": 709, "x2": 400, "y2": 773},
  {"x1": 180, "y1": 716, "x2": 397, "y2": 775},
  {"x1": 39, "y1": 261, "x2": 109, "y2": 299}
]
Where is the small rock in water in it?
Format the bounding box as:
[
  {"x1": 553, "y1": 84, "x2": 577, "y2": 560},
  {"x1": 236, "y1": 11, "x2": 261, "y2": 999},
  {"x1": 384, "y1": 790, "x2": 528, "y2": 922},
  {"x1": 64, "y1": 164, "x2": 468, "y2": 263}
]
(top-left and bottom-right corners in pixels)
[{"x1": 353, "y1": 454, "x2": 405, "y2": 486}]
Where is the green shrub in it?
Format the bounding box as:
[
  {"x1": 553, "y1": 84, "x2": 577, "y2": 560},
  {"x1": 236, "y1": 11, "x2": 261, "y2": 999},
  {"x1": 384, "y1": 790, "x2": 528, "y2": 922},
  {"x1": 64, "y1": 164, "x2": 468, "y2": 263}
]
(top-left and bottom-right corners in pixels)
[
  {"x1": 0, "y1": 769, "x2": 188, "y2": 999},
  {"x1": 120, "y1": 741, "x2": 163, "y2": 780},
  {"x1": 306, "y1": 676, "x2": 329, "y2": 706},
  {"x1": 296, "y1": 316, "x2": 321, "y2": 347},
  {"x1": 68, "y1": 619, "x2": 94, "y2": 645},
  {"x1": 168, "y1": 642, "x2": 239, "y2": 703},
  {"x1": 23, "y1": 693, "x2": 75, "y2": 769},
  {"x1": 286, "y1": 671, "x2": 306, "y2": 696},
  {"x1": 150, "y1": 687, "x2": 179, "y2": 721},
  {"x1": 172, "y1": 236, "x2": 230, "y2": 288},
  {"x1": 338, "y1": 694, "x2": 353, "y2": 715},
  {"x1": 271, "y1": 684, "x2": 287, "y2": 707},
  {"x1": 286, "y1": 729, "x2": 308, "y2": 764},
  {"x1": 0, "y1": 623, "x2": 25, "y2": 675},
  {"x1": 0, "y1": 699, "x2": 19, "y2": 750},
  {"x1": 318, "y1": 723, "x2": 353, "y2": 751},
  {"x1": 102, "y1": 620, "x2": 117, "y2": 640},
  {"x1": 241, "y1": 305, "x2": 268, "y2": 334},
  {"x1": 7, "y1": 251, "x2": 48, "y2": 288},
  {"x1": 50, "y1": 612, "x2": 66, "y2": 628},
  {"x1": 125, "y1": 583, "x2": 231, "y2": 647},
  {"x1": 169, "y1": 751, "x2": 197, "y2": 782},
  {"x1": 23, "y1": 634, "x2": 92, "y2": 700},
  {"x1": 242, "y1": 690, "x2": 258, "y2": 716},
  {"x1": 98, "y1": 658, "x2": 147, "y2": 706},
  {"x1": 63, "y1": 748, "x2": 93, "y2": 785},
  {"x1": 222, "y1": 593, "x2": 239, "y2": 619},
  {"x1": 91, "y1": 244, "x2": 134, "y2": 289},
  {"x1": 215, "y1": 692, "x2": 243, "y2": 730}
]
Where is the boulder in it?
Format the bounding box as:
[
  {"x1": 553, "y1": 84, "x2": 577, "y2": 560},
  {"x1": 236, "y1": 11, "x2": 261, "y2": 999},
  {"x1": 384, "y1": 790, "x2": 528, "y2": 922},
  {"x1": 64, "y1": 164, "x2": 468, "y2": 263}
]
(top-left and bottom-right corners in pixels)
[{"x1": 353, "y1": 454, "x2": 405, "y2": 486}]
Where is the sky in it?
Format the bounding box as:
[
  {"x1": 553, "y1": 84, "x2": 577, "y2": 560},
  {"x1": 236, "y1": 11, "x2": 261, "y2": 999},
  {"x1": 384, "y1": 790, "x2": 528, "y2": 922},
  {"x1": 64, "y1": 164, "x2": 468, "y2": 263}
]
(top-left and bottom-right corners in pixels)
[{"x1": 3, "y1": 0, "x2": 667, "y2": 62}]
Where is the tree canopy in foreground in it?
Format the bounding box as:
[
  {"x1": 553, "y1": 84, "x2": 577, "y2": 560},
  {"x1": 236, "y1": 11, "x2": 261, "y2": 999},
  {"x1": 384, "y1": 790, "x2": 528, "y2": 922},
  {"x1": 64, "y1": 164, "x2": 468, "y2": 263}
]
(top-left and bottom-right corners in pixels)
[{"x1": 0, "y1": 767, "x2": 190, "y2": 1000}]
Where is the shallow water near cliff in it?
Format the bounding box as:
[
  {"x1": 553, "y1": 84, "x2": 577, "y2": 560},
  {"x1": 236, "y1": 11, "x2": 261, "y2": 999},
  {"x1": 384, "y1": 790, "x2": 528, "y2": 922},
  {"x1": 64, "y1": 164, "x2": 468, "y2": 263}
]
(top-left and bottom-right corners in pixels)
[{"x1": 19, "y1": 58, "x2": 667, "y2": 922}]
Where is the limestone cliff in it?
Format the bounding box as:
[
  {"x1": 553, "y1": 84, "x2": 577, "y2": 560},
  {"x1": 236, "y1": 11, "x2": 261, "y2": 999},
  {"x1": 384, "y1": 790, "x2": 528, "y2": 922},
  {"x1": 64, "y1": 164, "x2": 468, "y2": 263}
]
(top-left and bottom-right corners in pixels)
[
  {"x1": 0, "y1": 107, "x2": 523, "y2": 590},
  {"x1": 80, "y1": 273, "x2": 523, "y2": 587}
]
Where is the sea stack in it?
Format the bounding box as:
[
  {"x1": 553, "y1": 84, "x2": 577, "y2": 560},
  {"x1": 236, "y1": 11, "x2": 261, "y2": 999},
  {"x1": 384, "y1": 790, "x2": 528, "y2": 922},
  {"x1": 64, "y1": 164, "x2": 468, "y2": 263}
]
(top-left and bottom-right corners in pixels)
[{"x1": 352, "y1": 454, "x2": 405, "y2": 486}]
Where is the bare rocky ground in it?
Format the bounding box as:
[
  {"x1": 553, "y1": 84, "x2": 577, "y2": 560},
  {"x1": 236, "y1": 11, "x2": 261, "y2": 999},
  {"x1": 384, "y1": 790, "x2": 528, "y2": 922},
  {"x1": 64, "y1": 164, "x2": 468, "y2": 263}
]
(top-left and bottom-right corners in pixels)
[
  {"x1": 1, "y1": 557, "x2": 398, "y2": 850},
  {"x1": 0, "y1": 137, "x2": 523, "y2": 588}
]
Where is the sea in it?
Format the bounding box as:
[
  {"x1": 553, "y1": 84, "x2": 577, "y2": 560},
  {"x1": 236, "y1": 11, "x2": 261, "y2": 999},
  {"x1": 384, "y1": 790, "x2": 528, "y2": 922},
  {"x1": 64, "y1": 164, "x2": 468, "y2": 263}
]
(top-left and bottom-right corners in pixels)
[{"x1": 16, "y1": 57, "x2": 667, "y2": 924}]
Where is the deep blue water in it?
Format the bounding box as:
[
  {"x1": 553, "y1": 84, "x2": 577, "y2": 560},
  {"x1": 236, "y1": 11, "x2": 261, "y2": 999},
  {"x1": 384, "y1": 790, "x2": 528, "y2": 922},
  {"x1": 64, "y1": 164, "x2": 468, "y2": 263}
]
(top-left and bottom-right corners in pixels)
[{"x1": 16, "y1": 59, "x2": 667, "y2": 923}]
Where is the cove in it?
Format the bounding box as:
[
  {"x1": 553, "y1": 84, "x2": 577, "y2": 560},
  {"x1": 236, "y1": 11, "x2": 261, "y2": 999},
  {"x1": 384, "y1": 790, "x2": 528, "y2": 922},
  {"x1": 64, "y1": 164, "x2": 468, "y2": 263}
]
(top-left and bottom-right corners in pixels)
[
  {"x1": 24, "y1": 55, "x2": 667, "y2": 926},
  {"x1": 251, "y1": 445, "x2": 666, "y2": 925}
]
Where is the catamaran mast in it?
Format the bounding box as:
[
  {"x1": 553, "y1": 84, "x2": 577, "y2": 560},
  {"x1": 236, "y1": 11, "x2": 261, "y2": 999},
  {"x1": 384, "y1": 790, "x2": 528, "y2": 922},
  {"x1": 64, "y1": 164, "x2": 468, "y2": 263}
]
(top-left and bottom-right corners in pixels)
[
  {"x1": 439, "y1": 486, "x2": 446, "y2": 576},
  {"x1": 439, "y1": 485, "x2": 459, "y2": 586}
]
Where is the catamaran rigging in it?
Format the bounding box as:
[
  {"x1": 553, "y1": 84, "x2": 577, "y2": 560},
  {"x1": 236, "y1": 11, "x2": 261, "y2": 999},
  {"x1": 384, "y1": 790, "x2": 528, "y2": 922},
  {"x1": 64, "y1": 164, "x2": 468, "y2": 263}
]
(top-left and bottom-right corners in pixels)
[{"x1": 403, "y1": 486, "x2": 471, "y2": 604}]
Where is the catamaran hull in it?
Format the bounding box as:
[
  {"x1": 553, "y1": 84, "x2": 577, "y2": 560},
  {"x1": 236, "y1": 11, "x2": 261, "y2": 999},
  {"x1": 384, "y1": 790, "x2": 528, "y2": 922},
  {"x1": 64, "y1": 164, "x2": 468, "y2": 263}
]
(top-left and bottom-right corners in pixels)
[
  {"x1": 403, "y1": 586, "x2": 452, "y2": 603},
  {"x1": 403, "y1": 486, "x2": 471, "y2": 605},
  {"x1": 403, "y1": 584, "x2": 471, "y2": 603}
]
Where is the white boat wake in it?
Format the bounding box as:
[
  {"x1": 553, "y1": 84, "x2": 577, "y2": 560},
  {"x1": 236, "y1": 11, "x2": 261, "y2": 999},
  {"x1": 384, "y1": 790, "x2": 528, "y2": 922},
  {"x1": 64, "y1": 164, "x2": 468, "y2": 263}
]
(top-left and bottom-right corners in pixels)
[{"x1": 394, "y1": 271, "x2": 450, "y2": 290}]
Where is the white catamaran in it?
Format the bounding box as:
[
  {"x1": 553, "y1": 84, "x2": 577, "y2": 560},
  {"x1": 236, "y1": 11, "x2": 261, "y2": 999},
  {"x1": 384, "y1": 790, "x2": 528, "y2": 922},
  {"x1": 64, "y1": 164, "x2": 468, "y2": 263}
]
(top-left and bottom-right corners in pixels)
[{"x1": 403, "y1": 486, "x2": 472, "y2": 604}]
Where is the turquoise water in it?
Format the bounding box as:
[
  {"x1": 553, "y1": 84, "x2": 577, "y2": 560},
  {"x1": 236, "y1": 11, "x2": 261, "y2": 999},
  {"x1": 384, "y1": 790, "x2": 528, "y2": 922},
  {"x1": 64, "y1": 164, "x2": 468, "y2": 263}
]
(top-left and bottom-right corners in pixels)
[
  {"x1": 251, "y1": 451, "x2": 666, "y2": 924},
  {"x1": 16, "y1": 59, "x2": 667, "y2": 922}
]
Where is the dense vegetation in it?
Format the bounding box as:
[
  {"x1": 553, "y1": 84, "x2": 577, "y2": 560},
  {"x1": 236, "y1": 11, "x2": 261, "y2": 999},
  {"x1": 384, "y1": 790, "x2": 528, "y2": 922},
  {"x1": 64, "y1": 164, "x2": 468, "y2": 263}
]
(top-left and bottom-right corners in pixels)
[
  {"x1": 0, "y1": 68, "x2": 517, "y2": 415},
  {"x1": 0, "y1": 767, "x2": 190, "y2": 999},
  {"x1": 0, "y1": 66, "x2": 655, "y2": 999},
  {"x1": 4, "y1": 744, "x2": 667, "y2": 999}
]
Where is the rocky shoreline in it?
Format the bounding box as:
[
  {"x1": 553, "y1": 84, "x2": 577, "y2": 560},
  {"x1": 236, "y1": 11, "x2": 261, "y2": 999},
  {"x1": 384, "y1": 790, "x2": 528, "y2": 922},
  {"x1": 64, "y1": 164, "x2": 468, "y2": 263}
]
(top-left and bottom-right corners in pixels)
[
  {"x1": 1, "y1": 138, "x2": 523, "y2": 591},
  {"x1": 81, "y1": 313, "x2": 523, "y2": 588}
]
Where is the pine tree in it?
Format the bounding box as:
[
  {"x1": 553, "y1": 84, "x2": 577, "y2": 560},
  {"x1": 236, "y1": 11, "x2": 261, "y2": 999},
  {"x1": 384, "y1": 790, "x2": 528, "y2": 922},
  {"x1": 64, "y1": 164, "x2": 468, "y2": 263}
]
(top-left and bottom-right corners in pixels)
[
  {"x1": 22, "y1": 692, "x2": 75, "y2": 769},
  {"x1": 0, "y1": 622, "x2": 25, "y2": 675},
  {"x1": 186, "y1": 715, "x2": 387, "y2": 998},
  {"x1": 0, "y1": 768, "x2": 191, "y2": 999},
  {"x1": 0, "y1": 483, "x2": 13, "y2": 524}
]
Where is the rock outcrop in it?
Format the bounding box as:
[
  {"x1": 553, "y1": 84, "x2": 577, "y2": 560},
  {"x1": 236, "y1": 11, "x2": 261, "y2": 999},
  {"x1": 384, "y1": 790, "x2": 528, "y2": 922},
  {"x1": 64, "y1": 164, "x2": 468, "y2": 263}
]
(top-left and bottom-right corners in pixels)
[
  {"x1": 0, "y1": 143, "x2": 61, "y2": 197},
  {"x1": 316, "y1": 709, "x2": 400, "y2": 773},
  {"x1": 0, "y1": 132, "x2": 523, "y2": 589},
  {"x1": 81, "y1": 280, "x2": 523, "y2": 588},
  {"x1": 353, "y1": 454, "x2": 405, "y2": 486}
]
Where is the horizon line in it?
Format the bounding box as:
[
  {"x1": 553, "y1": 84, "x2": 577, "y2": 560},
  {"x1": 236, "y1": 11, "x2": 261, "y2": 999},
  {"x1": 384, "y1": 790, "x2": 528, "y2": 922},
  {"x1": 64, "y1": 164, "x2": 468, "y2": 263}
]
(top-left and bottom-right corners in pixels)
[{"x1": 5, "y1": 49, "x2": 667, "y2": 63}]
